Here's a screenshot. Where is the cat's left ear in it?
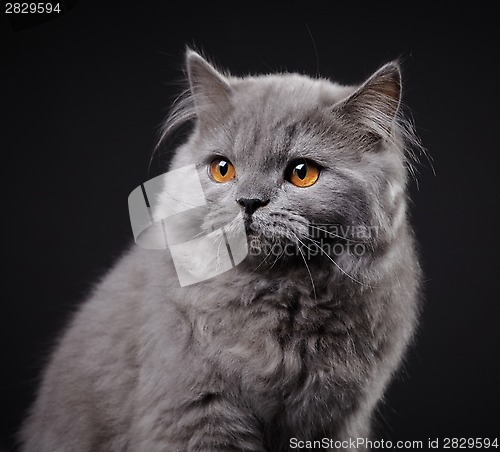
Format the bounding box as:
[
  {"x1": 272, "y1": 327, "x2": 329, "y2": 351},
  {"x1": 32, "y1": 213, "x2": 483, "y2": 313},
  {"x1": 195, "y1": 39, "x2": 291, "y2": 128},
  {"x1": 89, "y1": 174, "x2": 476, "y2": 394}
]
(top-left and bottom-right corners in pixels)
[
  {"x1": 186, "y1": 50, "x2": 233, "y2": 126},
  {"x1": 338, "y1": 62, "x2": 401, "y2": 138}
]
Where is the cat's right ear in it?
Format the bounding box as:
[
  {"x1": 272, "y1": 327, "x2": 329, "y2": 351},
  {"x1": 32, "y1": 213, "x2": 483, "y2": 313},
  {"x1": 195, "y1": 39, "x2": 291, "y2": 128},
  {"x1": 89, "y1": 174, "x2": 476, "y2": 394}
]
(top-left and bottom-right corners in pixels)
[
  {"x1": 335, "y1": 62, "x2": 402, "y2": 141},
  {"x1": 186, "y1": 50, "x2": 233, "y2": 126}
]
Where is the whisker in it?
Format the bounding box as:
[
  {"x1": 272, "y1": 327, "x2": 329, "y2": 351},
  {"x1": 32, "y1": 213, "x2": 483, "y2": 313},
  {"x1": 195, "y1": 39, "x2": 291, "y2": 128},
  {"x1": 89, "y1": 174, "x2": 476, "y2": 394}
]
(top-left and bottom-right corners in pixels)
[
  {"x1": 305, "y1": 235, "x2": 321, "y2": 245},
  {"x1": 288, "y1": 232, "x2": 317, "y2": 300},
  {"x1": 300, "y1": 236, "x2": 375, "y2": 289},
  {"x1": 297, "y1": 244, "x2": 317, "y2": 301},
  {"x1": 214, "y1": 231, "x2": 225, "y2": 268},
  {"x1": 249, "y1": 239, "x2": 274, "y2": 274},
  {"x1": 269, "y1": 246, "x2": 286, "y2": 270}
]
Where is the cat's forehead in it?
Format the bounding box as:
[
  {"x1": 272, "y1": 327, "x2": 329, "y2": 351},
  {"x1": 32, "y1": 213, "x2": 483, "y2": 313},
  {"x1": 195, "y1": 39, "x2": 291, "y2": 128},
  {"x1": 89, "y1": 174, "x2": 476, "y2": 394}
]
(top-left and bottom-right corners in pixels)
[
  {"x1": 232, "y1": 74, "x2": 352, "y2": 117},
  {"x1": 224, "y1": 75, "x2": 355, "y2": 167}
]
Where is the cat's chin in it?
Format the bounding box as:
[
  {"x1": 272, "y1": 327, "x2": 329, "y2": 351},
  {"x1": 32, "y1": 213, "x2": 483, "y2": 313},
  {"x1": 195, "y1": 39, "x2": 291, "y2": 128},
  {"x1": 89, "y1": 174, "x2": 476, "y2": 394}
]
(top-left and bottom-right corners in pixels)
[{"x1": 242, "y1": 227, "x2": 303, "y2": 269}]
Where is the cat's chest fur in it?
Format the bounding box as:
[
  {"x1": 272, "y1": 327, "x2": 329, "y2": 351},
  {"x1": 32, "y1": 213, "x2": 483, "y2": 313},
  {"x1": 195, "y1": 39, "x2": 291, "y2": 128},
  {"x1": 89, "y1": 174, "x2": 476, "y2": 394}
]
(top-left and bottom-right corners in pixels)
[{"x1": 182, "y1": 267, "x2": 365, "y2": 427}]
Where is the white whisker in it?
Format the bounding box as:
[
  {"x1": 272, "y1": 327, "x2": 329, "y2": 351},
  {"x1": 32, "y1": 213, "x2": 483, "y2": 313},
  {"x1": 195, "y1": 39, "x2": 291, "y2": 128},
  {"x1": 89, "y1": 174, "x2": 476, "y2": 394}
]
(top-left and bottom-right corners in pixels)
[
  {"x1": 268, "y1": 246, "x2": 286, "y2": 270},
  {"x1": 300, "y1": 236, "x2": 375, "y2": 289},
  {"x1": 286, "y1": 232, "x2": 316, "y2": 300}
]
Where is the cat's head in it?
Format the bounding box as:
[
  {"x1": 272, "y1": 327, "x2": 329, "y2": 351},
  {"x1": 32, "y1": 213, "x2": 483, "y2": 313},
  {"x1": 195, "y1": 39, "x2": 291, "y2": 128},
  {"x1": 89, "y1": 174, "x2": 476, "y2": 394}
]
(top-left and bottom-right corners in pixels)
[{"x1": 154, "y1": 50, "x2": 418, "y2": 275}]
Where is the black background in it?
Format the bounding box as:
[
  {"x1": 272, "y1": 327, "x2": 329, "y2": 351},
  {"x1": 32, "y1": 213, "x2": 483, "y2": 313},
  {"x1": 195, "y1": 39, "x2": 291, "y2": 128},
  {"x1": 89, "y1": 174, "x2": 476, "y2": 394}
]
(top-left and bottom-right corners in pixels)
[{"x1": 1, "y1": 2, "x2": 499, "y2": 450}]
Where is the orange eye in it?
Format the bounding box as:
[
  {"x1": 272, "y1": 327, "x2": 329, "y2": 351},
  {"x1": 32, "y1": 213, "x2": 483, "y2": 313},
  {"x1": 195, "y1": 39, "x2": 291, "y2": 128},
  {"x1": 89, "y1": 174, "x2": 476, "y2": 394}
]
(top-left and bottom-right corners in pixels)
[
  {"x1": 209, "y1": 158, "x2": 236, "y2": 183},
  {"x1": 287, "y1": 160, "x2": 320, "y2": 188}
]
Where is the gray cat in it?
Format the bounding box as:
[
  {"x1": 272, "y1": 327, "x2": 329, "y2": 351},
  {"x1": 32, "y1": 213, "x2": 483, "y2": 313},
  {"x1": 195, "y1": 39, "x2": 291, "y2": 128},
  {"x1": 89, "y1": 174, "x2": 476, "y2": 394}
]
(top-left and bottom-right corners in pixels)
[{"x1": 20, "y1": 50, "x2": 422, "y2": 451}]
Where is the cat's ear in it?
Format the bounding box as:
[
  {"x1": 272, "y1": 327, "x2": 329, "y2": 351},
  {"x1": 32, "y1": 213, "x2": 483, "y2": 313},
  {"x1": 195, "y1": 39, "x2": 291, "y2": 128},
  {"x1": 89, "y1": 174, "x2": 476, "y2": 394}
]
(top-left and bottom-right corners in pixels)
[
  {"x1": 338, "y1": 62, "x2": 402, "y2": 139},
  {"x1": 186, "y1": 50, "x2": 233, "y2": 125}
]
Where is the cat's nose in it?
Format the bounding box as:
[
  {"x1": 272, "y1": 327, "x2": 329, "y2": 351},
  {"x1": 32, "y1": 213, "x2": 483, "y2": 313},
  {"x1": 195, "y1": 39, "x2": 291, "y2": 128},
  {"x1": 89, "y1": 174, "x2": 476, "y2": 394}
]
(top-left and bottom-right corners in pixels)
[{"x1": 237, "y1": 198, "x2": 269, "y2": 216}]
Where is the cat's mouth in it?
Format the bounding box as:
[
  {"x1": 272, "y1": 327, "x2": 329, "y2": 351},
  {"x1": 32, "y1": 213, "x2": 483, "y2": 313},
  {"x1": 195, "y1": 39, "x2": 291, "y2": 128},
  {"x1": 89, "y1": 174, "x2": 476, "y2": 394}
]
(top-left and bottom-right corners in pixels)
[
  {"x1": 243, "y1": 212, "x2": 307, "y2": 248},
  {"x1": 199, "y1": 204, "x2": 313, "y2": 264}
]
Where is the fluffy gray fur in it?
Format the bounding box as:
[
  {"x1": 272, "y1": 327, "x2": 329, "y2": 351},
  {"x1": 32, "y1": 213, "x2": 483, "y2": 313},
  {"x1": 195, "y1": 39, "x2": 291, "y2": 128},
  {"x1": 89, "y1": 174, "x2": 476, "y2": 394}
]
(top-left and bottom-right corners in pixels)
[{"x1": 20, "y1": 50, "x2": 422, "y2": 451}]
